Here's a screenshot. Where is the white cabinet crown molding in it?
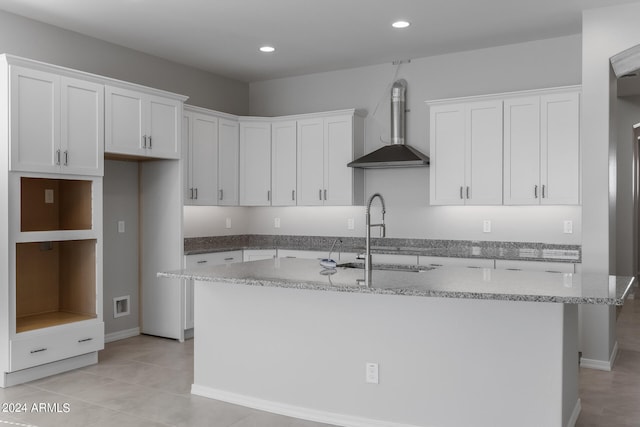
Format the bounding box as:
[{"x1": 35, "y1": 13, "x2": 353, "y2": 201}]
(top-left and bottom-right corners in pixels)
[
  {"x1": 0, "y1": 54, "x2": 188, "y2": 103},
  {"x1": 424, "y1": 85, "x2": 581, "y2": 107}
]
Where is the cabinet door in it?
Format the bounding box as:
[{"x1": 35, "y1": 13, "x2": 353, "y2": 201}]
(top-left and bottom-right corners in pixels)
[
  {"x1": 297, "y1": 118, "x2": 325, "y2": 206},
  {"x1": 540, "y1": 92, "x2": 580, "y2": 205},
  {"x1": 183, "y1": 114, "x2": 193, "y2": 204},
  {"x1": 10, "y1": 66, "x2": 60, "y2": 173},
  {"x1": 105, "y1": 85, "x2": 144, "y2": 156},
  {"x1": 239, "y1": 121, "x2": 271, "y2": 206},
  {"x1": 465, "y1": 100, "x2": 503, "y2": 205},
  {"x1": 503, "y1": 96, "x2": 541, "y2": 205},
  {"x1": 271, "y1": 121, "x2": 297, "y2": 206},
  {"x1": 218, "y1": 118, "x2": 240, "y2": 206},
  {"x1": 60, "y1": 77, "x2": 104, "y2": 176},
  {"x1": 190, "y1": 112, "x2": 218, "y2": 205},
  {"x1": 429, "y1": 104, "x2": 465, "y2": 205},
  {"x1": 324, "y1": 115, "x2": 353, "y2": 205},
  {"x1": 147, "y1": 94, "x2": 181, "y2": 159}
]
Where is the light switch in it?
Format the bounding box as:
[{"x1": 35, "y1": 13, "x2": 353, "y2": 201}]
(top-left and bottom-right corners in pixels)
[
  {"x1": 347, "y1": 218, "x2": 355, "y2": 230},
  {"x1": 225, "y1": 218, "x2": 232, "y2": 229},
  {"x1": 483, "y1": 220, "x2": 491, "y2": 233},
  {"x1": 274, "y1": 217, "x2": 281, "y2": 228}
]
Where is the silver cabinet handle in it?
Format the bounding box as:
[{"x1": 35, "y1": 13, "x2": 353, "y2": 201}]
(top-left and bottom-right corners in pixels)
[
  {"x1": 56, "y1": 149, "x2": 61, "y2": 165},
  {"x1": 148, "y1": 136, "x2": 152, "y2": 149},
  {"x1": 197, "y1": 260, "x2": 207, "y2": 264},
  {"x1": 292, "y1": 190, "x2": 295, "y2": 201},
  {"x1": 267, "y1": 190, "x2": 271, "y2": 201},
  {"x1": 64, "y1": 150, "x2": 69, "y2": 166},
  {"x1": 224, "y1": 257, "x2": 234, "y2": 261},
  {"x1": 319, "y1": 189, "x2": 322, "y2": 200},
  {"x1": 542, "y1": 185, "x2": 546, "y2": 198},
  {"x1": 534, "y1": 185, "x2": 538, "y2": 198},
  {"x1": 466, "y1": 186, "x2": 470, "y2": 199},
  {"x1": 324, "y1": 189, "x2": 327, "y2": 200},
  {"x1": 30, "y1": 348, "x2": 47, "y2": 354},
  {"x1": 78, "y1": 337, "x2": 93, "y2": 343},
  {"x1": 143, "y1": 135, "x2": 147, "y2": 148},
  {"x1": 194, "y1": 188, "x2": 198, "y2": 200},
  {"x1": 460, "y1": 186, "x2": 463, "y2": 199},
  {"x1": 219, "y1": 189, "x2": 223, "y2": 200}
]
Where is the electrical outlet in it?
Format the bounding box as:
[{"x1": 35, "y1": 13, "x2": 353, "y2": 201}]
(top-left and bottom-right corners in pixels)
[
  {"x1": 117, "y1": 220, "x2": 125, "y2": 233},
  {"x1": 225, "y1": 218, "x2": 232, "y2": 229},
  {"x1": 347, "y1": 218, "x2": 355, "y2": 230},
  {"x1": 366, "y1": 362, "x2": 379, "y2": 384},
  {"x1": 563, "y1": 220, "x2": 573, "y2": 234},
  {"x1": 45, "y1": 189, "x2": 54, "y2": 204},
  {"x1": 274, "y1": 217, "x2": 281, "y2": 228},
  {"x1": 483, "y1": 220, "x2": 491, "y2": 233}
]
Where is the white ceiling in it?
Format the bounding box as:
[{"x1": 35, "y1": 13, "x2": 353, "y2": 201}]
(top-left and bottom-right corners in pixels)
[{"x1": 0, "y1": 0, "x2": 637, "y2": 83}]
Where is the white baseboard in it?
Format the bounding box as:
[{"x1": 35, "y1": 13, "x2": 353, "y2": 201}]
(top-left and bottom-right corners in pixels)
[
  {"x1": 2, "y1": 352, "x2": 98, "y2": 387},
  {"x1": 104, "y1": 327, "x2": 140, "y2": 343},
  {"x1": 567, "y1": 398, "x2": 581, "y2": 427},
  {"x1": 580, "y1": 341, "x2": 618, "y2": 371},
  {"x1": 191, "y1": 384, "x2": 426, "y2": 427}
]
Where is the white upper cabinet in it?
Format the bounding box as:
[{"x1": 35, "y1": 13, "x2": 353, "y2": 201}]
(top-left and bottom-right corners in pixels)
[
  {"x1": 297, "y1": 113, "x2": 364, "y2": 206},
  {"x1": 297, "y1": 118, "x2": 325, "y2": 206},
  {"x1": 184, "y1": 110, "x2": 218, "y2": 205},
  {"x1": 429, "y1": 100, "x2": 502, "y2": 205},
  {"x1": 9, "y1": 66, "x2": 104, "y2": 176},
  {"x1": 503, "y1": 96, "x2": 541, "y2": 205},
  {"x1": 429, "y1": 86, "x2": 580, "y2": 206},
  {"x1": 271, "y1": 120, "x2": 297, "y2": 206},
  {"x1": 239, "y1": 120, "x2": 271, "y2": 206},
  {"x1": 504, "y1": 89, "x2": 580, "y2": 205},
  {"x1": 540, "y1": 92, "x2": 580, "y2": 205},
  {"x1": 218, "y1": 118, "x2": 239, "y2": 206},
  {"x1": 105, "y1": 85, "x2": 181, "y2": 159}
]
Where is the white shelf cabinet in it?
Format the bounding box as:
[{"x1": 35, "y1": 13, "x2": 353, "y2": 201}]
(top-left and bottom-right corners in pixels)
[
  {"x1": 9, "y1": 66, "x2": 104, "y2": 176},
  {"x1": 105, "y1": 85, "x2": 181, "y2": 159},
  {"x1": 429, "y1": 100, "x2": 503, "y2": 205},
  {"x1": 239, "y1": 120, "x2": 272, "y2": 206},
  {"x1": 297, "y1": 113, "x2": 365, "y2": 206},
  {"x1": 271, "y1": 120, "x2": 297, "y2": 206},
  {"x1": 504, "y1": 90, "x2": 580, "y2": 205}
]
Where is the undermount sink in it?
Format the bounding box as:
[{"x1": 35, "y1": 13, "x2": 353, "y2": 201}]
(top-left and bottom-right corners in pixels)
[{"x1": 337, "y1": 262, "x2": 435, "y2": 273}]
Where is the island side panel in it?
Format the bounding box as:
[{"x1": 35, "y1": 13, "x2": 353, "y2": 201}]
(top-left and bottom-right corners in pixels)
[{"x1": 193, "y1": 280, "x2": 576, "y2": 427}]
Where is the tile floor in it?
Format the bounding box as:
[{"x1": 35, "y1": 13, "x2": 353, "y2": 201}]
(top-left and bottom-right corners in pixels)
[{"x1": 0, "y1": 295, "x2": 638, "y2": 427}]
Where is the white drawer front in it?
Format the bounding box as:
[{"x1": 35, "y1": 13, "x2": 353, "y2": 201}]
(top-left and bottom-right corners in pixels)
[
  {"x1": 419, "y1": 256, "x2": 494, "y2": 268},
  {"x1": 185, "y1": 250, "x2": 243, "y2": 268},
  {"x1": 10, "y1": 322, "x2": 104, "y2": 372}
]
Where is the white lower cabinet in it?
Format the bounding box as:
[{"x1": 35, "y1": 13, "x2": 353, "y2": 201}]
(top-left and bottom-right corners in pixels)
[
  {"x1": 10, "y1": 322, "x2": 104, "y2": 372},
  {"x1": 184, "y1": 251, "x2": 243, "y2": 330},
  {"x1": 494, "y1": 259, "x2": 576, "y2": 273},
  {"x1": 243, "y1": 249, "x2": 277, "y2": 262},
  {"x1": 419, "y1": 256, "x2": 495, "y2": 268}
]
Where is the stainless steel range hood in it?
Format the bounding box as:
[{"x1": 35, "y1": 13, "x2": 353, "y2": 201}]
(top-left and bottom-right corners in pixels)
[{"x1": 348, "y1": 79, "x2": 430, "y2": 168}]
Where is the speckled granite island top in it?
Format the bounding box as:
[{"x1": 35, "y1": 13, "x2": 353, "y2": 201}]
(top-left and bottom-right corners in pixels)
[{"x1": 160, "y1": 258, "x2": 634, "y2": 305}]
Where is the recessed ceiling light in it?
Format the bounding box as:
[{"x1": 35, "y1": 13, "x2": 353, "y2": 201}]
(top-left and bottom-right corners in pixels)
[
  {"x1": 259, "y1": 46, "x2": 275, "y2": 53},
  {"x1": 392, "y1": 20, "x2": 410, "y2": 29}
]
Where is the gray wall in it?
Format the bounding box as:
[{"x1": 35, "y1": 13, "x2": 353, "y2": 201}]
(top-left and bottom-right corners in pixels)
[
  {"x1": 186, "y1": 35, "x2": 581, "y2": 244},
  {"x1": 103, "y1": 160, "x2": 139, "y2": 336},
  {"x1": 0, "y1": 9, "x2": 249, "y2": 114},
  {"x1": 614, "y1": 95, "x2": 640, "y2": 276}
]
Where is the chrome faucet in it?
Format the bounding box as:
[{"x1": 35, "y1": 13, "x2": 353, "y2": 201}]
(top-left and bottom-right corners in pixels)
[{"x1": 363, "y1": 193, "x2": 386, "y2": 287}]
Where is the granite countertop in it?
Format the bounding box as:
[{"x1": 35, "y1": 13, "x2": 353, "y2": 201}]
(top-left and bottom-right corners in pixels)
[
  {"x1": 160, "y1": 258, "x2": 633, "y2": 305},
  {"x1": 184, "y1": 235, "x2": 582, "y2": 263}
]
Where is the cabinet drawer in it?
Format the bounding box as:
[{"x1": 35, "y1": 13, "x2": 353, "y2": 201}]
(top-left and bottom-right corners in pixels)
[
  {"x1": 495, "y1": 260, "x2": 575, "y2": 273},
  {"x1": 185, "y1": 250, "x2": 243, "y2": 268},
  {"x1": 10, "y1": 322, "x2": 104, "y2": 372},
  {"x1": 419, "y1": 256, "x2": 494, "y2": 269}
]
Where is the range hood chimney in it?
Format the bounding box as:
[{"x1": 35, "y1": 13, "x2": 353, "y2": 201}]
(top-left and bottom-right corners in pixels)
[{"x1": 348, "y1": 79, "x2": 430, "y2": 168}]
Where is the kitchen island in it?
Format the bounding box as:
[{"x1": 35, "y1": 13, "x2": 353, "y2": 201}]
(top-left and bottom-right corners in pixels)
[{"x1": 160, "y1": 258, "x2": 635, "y2": 427}]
